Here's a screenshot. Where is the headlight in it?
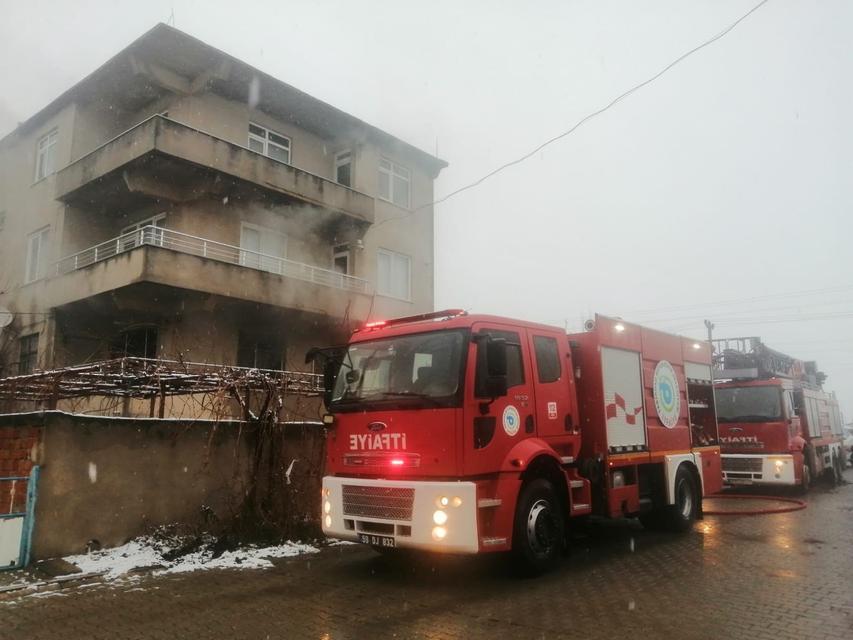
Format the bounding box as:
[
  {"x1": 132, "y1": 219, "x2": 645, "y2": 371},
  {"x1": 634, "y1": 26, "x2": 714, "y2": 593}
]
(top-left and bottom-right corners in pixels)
[
  {"x1": 433, "y1": 510, "x2": 448, "y2": 525},
  {"x1": 612, "y1": 470, "x2": 625, "y2": 488},
  {"x1": 451, "y1": 496, "x2": 462, "y2": 508},
  {"x1": 432, "y1": 526, "x2": 447, "y2": 541},
  {"x1": 324, "y1": 500, "x2": 331, "y2": 514},
  {"x1": 324, "y1": 515, "x2": 332, "y2": 528},
  {"x1": 774, "y1": 459, "x2": 784, "y2": 468},
  {"x1": 437, "y1": 496, "x2": 449, "y2": 507}
]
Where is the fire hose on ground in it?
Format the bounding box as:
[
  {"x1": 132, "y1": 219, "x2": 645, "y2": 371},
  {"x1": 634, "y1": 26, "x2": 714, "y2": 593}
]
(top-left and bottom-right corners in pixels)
[{"x1": 702, "y1": 493, "x2": 807, "y2": 516}]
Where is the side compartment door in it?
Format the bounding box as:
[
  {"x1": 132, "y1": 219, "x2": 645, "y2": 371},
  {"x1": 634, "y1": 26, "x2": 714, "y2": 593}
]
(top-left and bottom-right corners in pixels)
[
  {"x1": 601, "y1": 346, "x2": 648, "y2": 450},
  {"x1": 527, "y1": 331, "x2": 574, "y2": 441},
  {"x1": 463, "y1": 324, "x2": 535, "y2": 476}
]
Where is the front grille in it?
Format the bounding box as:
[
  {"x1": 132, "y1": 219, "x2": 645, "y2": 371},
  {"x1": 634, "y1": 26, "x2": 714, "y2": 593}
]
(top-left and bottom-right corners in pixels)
[
  {"x1": 723, "y1": 457, "x2": 763, "y2": 473},
  {"x1": 342, "y1": 485, "x2": 415, "y2": 521}
]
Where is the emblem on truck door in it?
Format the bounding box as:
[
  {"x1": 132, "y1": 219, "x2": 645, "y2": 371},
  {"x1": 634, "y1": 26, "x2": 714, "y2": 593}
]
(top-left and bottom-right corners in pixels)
[{"x1": 503, "y1": 405, "x2": 520, "y2": 437}]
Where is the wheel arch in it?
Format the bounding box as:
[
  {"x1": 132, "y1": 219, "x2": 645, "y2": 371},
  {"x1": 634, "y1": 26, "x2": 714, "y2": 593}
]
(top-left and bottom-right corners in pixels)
[{"x1": 664, "y1": 454, "x2": 701, "y2": 505}]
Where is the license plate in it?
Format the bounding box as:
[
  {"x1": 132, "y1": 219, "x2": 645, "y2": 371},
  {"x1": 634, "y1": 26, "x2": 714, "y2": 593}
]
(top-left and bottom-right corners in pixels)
[
  {"x1": 727, "y1": 478, "x2": 752, "y2": 485},
  {"x1": 358, "y1": 533, "x2": 395, "y2": 548}
]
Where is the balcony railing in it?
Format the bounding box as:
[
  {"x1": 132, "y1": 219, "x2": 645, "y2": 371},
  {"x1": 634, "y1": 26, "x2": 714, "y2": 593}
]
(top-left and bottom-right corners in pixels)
[{"x1": 54, "y1": 226, "x2": 370, "y2": 294}]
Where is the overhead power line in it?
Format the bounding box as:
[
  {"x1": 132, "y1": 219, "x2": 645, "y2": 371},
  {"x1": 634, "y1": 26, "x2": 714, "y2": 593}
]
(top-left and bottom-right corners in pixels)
[
  {"x1": 621, "y1": 284, "x2": 853, "y2": 317},
  {"x1": 372, "y1": 0, "x2": 772, "y2": 230}
]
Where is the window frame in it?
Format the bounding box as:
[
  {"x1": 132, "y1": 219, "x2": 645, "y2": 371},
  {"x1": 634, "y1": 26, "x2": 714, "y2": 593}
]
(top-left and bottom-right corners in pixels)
[
  {"x1": 25, "y1": 226, "x2": 50, "y2": 284},
  {"x1": 334, "y1": 150, "x2": 353, "y2": 187},
  {"x1": 378, "y1": 158, "x2": 411, "y2": 208},
  {"x1": 18, "y1": 333, "x2": 39, "y2": 375},
  {"x1": 376, "y1": 247, "x2": 412, "y2": 301},
  {"x1": 34, "y1": 128, "x2": 58, "y2": 182},
  {"x1": 332, "y1": 243, "x2": 351, "y2": 275},
  {"x1": 248, "y1": 122, "x2": 291, "y2": 164},
  {"x1": 532, "y1": 335, "x2": 562, "y2": 383}
]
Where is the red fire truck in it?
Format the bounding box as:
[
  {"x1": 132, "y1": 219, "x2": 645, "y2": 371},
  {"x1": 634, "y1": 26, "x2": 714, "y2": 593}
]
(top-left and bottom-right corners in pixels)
[
  {"x1": 713, "y1": 337, "x2": 846, "y2": 490},
  {"x1": 313, "y1": 311, "x2": 722, "y2": 573}
]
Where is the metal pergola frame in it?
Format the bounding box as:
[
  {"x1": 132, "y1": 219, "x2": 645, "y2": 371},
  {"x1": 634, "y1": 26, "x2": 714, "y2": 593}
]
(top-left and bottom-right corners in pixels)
[{"x1": 0, "y1": 357, "x2": 323, "y2": 416}]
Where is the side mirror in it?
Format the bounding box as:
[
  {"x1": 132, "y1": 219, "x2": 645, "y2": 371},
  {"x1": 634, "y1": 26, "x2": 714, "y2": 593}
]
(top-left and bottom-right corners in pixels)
[
  {"x1": 486, "y1": 338, "x2": 508, "y2": 377},
  {"x1": 474, "y1": 335, "x2": 509, "y2": 409},
  {"x1": 322, "y1": 358, "x2": 339, "y2": 408}
]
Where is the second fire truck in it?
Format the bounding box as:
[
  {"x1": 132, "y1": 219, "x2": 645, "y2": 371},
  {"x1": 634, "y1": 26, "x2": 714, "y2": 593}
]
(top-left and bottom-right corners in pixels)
[{"x1": 713, "y1": 337, "x2": 846, "y2": 490}]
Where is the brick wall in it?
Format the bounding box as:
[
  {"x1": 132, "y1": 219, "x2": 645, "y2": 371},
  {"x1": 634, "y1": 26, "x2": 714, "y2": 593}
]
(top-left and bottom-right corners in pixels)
[{"x1": 0, "y1": 425, "x2": 41, "y2": 514}]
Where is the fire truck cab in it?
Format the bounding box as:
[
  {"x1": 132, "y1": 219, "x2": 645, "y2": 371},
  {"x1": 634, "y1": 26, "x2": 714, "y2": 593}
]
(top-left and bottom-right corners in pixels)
[
  {"x1": 315, "y1": 311, "x2": 722, "y2": 572},
  {"x1": 714, "y1": 337, "x2": 846, "y2": 490}
]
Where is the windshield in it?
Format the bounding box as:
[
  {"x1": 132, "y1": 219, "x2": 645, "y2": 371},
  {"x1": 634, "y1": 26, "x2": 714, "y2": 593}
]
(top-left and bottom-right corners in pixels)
[
  {"x1": 331, "y1": 330, "x2": 467, "y2": 407},
  {"x1": 716, "y1": 386, "x2": 783, "y2": 422}
]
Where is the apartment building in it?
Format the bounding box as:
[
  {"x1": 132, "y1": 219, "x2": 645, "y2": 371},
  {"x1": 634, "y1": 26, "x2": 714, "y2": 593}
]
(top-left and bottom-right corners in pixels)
[{"x1": 0, "y1": 24, "x2": 446, "y2": 380}]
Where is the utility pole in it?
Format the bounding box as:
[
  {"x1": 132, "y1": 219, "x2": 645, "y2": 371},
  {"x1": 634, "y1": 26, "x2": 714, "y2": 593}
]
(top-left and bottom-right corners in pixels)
[{"x1": 704, "y1": 319, "x2": 715, "y2": 344}]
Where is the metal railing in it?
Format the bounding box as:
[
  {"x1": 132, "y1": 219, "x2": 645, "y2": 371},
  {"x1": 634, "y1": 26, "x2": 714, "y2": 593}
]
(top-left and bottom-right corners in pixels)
[{"x1": 54, "y1": 226, "x2": 370, "y2": 294}]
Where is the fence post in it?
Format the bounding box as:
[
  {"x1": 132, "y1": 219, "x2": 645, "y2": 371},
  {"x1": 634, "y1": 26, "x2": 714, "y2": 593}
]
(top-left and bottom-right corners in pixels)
[{"x1": 17, "y1": 466, "x2": 40, "y2": 569}]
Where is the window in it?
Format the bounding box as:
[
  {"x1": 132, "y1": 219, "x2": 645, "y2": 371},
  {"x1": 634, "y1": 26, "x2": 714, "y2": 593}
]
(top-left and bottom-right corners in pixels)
[
  {"x1": 378, "y1": 158, "x2": 410, "y2": 208},
  {"x1": 331, "y1": 330, "x2": 466, "y2": 405},
  {"x1": 237, "y1": 331, "x2": 283, "y2": 370},
  {"x1": 333, "y1": 243, "x2": 350, "y2": 275},
  {"x1": 248, "y1": 123, "x2": 291, "y2": 164},
  {"x1": 377, "y1": 248, "x2": 411, "y2": 300},
  {"x1": 240, "y1": 222, "x2": 287, "y2": 272},
  {"x1": 34, "y1": 129, "x2": 58, "y2": 181},
  {"x1": 25, "y1": 226, "x2": 50, "y2": 283},
  {"x1": 120, "y1": 213, "x2": 166, "y2": 248},
  {"x1": 335, "y1": 150, "x2": 353, "y2": 187},
  {"x1": 18, "y1": 333, "x2": 39, "y2": 375},
  {"x1": 475, "y1": 330, "x2": 525, "y2": 396},
  {"x1": 533, "y1": 335, "x2": 561, "y2": 383},
  {"x1": 110, "y1": 327, "x2": 158, "y2": 359}
]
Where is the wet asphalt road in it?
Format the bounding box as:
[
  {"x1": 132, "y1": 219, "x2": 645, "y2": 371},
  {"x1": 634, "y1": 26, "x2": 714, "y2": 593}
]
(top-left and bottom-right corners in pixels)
[{"x1": 3, "y1": 470, "x2": 852, "y2": 640}]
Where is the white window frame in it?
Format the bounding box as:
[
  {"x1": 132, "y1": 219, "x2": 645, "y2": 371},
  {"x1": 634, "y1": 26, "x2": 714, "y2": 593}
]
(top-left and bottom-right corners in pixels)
[
  {"x1": 121, "y1": 213, "x2": 167, "y2": 248},
  {"x1": 239, "y1": 222, "x2": 288, "y2": 271},
  {"x1": 248, "y1": 122, "x2": 291, "y2": 164},
  {"x1": 377, "y1": 248, "x2": 412, "y2": 301},
  {"x1": 334, "y1": 150, "x2": 353, "y2": 187},
  {"x1": 25, "y1": 226, "x2": 50, "y2": 284},
  {"x1": 332, "y1": 243, "x2": 351, "y2": 275},
  {"x1": 34, "y1": 128, "x2": 58, "y2": 182},
  {"x1": 378, "y1": 158, "x2": 411, "y2": 208}
]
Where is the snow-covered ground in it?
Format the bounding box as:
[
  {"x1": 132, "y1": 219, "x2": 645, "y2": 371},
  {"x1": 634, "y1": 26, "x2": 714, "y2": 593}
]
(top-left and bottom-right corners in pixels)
[{"x1": 62, "y1": 536, "x2": 319, "y2": 580}]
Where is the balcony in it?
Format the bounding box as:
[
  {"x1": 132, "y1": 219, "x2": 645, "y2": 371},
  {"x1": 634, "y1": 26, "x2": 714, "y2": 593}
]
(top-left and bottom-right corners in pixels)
[
  {"x1": 55, "y1": 115, "x2": 375, "y2": 225},
  {"x1": 40, "y1": 226, "x2": 371, "y2": 317}
]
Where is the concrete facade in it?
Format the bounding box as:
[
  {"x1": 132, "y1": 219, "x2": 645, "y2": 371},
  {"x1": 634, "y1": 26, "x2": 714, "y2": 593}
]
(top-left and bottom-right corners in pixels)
[{"x1": 0, "y1": 24, "x2": 446, "y2": 388}]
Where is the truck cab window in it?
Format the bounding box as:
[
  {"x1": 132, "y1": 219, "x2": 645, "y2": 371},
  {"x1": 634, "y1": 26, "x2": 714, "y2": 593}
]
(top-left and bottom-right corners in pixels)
[
  {"x1": 475, "y1": 330, "x2": 524, "y2": 396},
  {"x1": 533, "y1": 335, "x2": 561, "y2": 383}
]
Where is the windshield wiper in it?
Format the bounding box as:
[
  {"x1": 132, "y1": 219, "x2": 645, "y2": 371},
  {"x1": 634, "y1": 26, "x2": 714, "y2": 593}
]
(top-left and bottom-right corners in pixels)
[
  {"x1": 720, "y1": 414, "x2": 780, "y2": 422},
  {"x1": 381, "y1": 391, "x2": 443, "y2": 406}
]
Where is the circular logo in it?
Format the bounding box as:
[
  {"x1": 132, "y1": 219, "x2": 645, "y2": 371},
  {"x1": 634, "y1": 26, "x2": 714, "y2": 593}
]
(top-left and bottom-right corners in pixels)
[
  {"x1": 653, "y1": 360, "x2": 681, "y2": 429},
  {"x1": 502, "y1": 405, "x2": 520, "y2": 437}
]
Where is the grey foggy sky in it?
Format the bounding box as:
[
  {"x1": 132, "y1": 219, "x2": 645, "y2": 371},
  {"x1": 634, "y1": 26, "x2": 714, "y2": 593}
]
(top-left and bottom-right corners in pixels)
[{"x1": 1, "y1": 0, "x2": 852, "y2": 417}]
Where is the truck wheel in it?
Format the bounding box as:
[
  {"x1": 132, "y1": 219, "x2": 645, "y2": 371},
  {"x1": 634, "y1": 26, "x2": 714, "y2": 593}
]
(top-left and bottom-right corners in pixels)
[
  {"x1": 832, "y1": 454, "x2": 844, "y2": 485},
  {"x1": 511, "y1": 478, "x2": 564, "y2": 576},
  {"x1": 798, "y1": 462, "x2": 812, "y2": 494},
  {"x1": 663, "y1": 467, "x2": 698, "y2": 532}
]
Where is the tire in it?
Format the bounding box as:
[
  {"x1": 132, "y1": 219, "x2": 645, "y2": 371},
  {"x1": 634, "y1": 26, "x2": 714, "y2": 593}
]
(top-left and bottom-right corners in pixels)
[
  {"x1": 832, "y1": 454, "x2": 844, "y2": 485},
  {"x1": 797, "y1": 462, "x2": 812, "y2": 494},
  {"x1": 662, "y1": 467, "x2": 699, "y2": 532},
  {"x1": 511, "y1": 478, "x2": 565, "y2": 576}
]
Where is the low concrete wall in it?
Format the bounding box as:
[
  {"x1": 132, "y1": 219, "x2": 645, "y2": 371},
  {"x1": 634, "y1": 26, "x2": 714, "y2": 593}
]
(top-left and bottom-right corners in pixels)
[{"x1": 0, "y1": 412, "x2": 326, "y2": 560}]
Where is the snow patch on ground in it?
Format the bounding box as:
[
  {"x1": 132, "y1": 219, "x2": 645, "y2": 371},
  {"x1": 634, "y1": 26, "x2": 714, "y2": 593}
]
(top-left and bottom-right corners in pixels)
[{"x1": 63, "y1": 537, "x2": 318, "y2": 580}]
